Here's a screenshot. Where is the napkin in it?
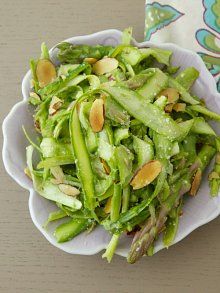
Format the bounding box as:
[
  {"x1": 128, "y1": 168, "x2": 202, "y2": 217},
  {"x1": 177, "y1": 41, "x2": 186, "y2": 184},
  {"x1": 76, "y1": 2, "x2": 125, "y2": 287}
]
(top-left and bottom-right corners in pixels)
[{"x1": 144, "y1": 0, "x2": 220, "y2": 91}]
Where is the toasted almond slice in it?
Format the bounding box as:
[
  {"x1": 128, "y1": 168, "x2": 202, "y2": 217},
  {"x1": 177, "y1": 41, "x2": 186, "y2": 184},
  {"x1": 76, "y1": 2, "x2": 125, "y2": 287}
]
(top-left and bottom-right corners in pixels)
[
  {"x1": 30, "y1": 79, "x2": 35, "y2": 88},
  {"x1": 50, "y1": 166, "x2": 64, "y2": 184},
  {"x1": 104, "y1": 197, "x2": 112, "y2": 214},
  {"x1": 58, "y1": 184, "x2": 80, "y2": 197},
  {"x1": 173, "y1": 103, "x2": 186, "y2": 112},
  {"x1": 165, "y1": 103, "x2": 174, "y2": 113},
  {"x1": 49, "y1": 96, "x2": 63, "y2": 115},
  {"x1": 36, "y1": 59, "x2": 57, "y2": 88},
  {"x1": 216, "y1": 153, "x2": 220, "y2": 164},
  {"x1": 34, "y1": 120, "x2": 41, "y2": 133},
  {"x1": 189, "y1": 169, "x2": 202, "y2": 196},
  {"x1": 179, "y1": 210, "x2": 183, "y2": 216},
  {"x1": 84, "y1": 57, "x2": 98, "y2": 64},
  {"x1": 100, "y1": 158, "x2": 110, "y2": 175},
  {"x1": 160, "y1": 88, "x2": 179, "y2": 103},
  {"x1": 92, "y1": 57, "x2": 118, "y2": 75},
  {"x1": 89, "y1": 98, "x2": 104, "y2": 132},
  {"x1": 51, "y1": 178, "x2": 62, "y2": 185},
  {"x1": 130, "y1": 160, "x2": 162, "y2": 190},
  {"x1": 30, "y1": 92, "x2": 41, "y2": 101},
  {"x1": 208, "y1": 171, "x2": 219, "y2": 180},
  {"x1": 24, "y1": 167, "x2": 32, "y2": 180}
]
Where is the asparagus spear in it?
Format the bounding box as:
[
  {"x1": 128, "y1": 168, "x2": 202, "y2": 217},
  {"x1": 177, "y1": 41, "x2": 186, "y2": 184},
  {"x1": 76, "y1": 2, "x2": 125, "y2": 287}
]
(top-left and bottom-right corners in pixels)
[
  {"x1": 127, "y1": 144, "x2": 216, "y2": 263},
  {"x1": 70, "y1": 108, "x2": 96, "y2": 212},
  {"x1": 209, "y1": 138, "x2": 220, "y2": 196},
  {"x1": 54, "y1": 218, "x2": 90, "y2": 243},
  {"x1": 102, "y1": 184, "x2": 122, "y2": 262}
]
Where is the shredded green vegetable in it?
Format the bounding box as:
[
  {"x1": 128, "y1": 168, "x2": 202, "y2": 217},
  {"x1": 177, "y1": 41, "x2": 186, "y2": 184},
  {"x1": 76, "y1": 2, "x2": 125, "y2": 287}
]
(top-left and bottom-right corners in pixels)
[{"x1": 24, "y1": 28, "x2": 220, "y2": 264}]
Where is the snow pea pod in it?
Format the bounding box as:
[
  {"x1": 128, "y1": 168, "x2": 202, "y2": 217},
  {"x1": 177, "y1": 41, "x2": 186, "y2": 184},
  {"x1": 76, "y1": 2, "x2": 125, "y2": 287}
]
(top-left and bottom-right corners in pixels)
[
  {"x1": 168, "y1": 77, "x2": 199, "y2": 105},
  {"x1": 176, "y1": 67, "x2": 199, "y2": 90},
  {"x1": 104, "y1": 85, "x2": 184, "y2": 141},
  {"x1": 188, "y1": 105, "x2": 220, "y2": 121},
  {"x1": 70, "y1": 108, "x2": 96, "y2": 212},
  {"x1": 54, "y1": 218, "x2": 90, "y2": 243},
  {"x1": 39, "y1": 63, "x2": 89, "y2": 97},
  {"x1": 137, "y1": 68, "x2": 168, "y2": 102}
]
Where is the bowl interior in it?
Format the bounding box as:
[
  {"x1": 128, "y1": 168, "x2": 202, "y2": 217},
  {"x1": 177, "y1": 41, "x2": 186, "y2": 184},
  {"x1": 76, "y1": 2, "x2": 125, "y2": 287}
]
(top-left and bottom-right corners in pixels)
[{"x1": 3, "y1": 29, "x2": 220, "y2": 257}]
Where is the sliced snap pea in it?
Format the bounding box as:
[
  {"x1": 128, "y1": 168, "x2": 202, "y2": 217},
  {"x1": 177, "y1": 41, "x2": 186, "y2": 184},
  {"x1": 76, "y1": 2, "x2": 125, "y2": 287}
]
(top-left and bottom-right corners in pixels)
[
  {"x1": 168, "y1": 78, "x2": 199, "y2": 105},
  {"x1": 54, "y1": 218, "x2": 90, "y2": 243},
  {"x1": 188, "y1": 105, "x2": 220, "y2": 121},
  {"x1": 176, "y1": 67, "x2": 199, "y2": 90},
  {"x1": 70, "y1": 108, "x2": 96, "y2": 211},
  {"x1": 137, "y1": 69, "x2": 168, "y2": 102},
  {"x1": 104, "y1": 85, "x2": 185, "y2": 141}
]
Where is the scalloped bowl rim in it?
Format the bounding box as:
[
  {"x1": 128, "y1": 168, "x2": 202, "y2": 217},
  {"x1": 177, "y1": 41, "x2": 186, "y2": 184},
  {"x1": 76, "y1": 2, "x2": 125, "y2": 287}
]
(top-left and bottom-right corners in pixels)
[{"x1": 2, "y1": 29, "x2": 220, "y2": 257}]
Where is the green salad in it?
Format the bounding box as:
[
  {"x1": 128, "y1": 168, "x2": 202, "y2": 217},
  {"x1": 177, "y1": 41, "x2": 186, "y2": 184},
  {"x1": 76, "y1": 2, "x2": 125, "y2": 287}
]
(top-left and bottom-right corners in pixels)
[{"x1": 24, "y1": 28, "x2": 220, "y2": 263}]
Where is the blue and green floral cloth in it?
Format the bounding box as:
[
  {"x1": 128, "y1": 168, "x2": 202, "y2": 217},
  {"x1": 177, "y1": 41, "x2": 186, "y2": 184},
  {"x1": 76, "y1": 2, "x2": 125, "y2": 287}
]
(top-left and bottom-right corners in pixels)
[{"x1": 145, "y1": 0, "x2": 220, "y2": 92}]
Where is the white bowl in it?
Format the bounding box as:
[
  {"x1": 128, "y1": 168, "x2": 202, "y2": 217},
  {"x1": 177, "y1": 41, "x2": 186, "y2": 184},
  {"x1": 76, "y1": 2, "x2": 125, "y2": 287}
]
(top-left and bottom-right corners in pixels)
[{"x1": 2, "y1": 29, "x2": 220, "y2": 258}]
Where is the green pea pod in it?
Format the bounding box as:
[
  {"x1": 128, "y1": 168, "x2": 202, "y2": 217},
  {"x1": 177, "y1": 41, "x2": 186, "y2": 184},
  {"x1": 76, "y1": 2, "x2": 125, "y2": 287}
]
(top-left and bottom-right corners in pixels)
[
  {"x1": 104, "y1": 85, "x2": 185, "y2": 141},
  {"x1": 210, "y1": 179, "x2": 220, "y2": 197},
  {"x1": 154, "y1": 95, "x2": 168, "y2": 110},
  {"x1": 139, "y1": 48, "x2": 172, "y2": 66},
  {"x1": 123, "y1": 73, "x2": 154, "y2": 90},
  {"x1": 191, "y1": 117, "x2": 216, "y2": 136},
  {"x1": 54, "y1": 218, "x2": 90, "y2": 243},
  {"x1": 43, "y1": 209, "x2": 67, "y2": 228},
  {"x1": 133, "y1": 135, "x2": 154, "y2": 167},
  {"x1": 102, "y1": 184, "x2": 122, "y2": 262},
  {"x1": 40, "y1": 138, "x2": 73, "y2": 158},
  {"x1": 111, "y1": 184, "x2": 122, "y2": 222},
  {"x1": 122, "y1": 186, "x2": 131, "y2": 213},
  {"x1": 114, "y1": 128, "x2": 129, "y2": 146},
  {"x1": 39, "y1": 63, "x2": 89, "y2": 97},
  {"x1": 168, "y1": 78, "x2": 199, "y2": 105},
  {"x1": 188, "y1": 105, "x2": 220, "y2": 121},
  {"x1": 70, "y1": 108, "x2": 96, "y2": 211},
  {"x1": 176, "y1": 67, "x2": 199, "y2": 90},
  {"x1": 105, "y1": 96, "x2": 130, "y2": 126},
  {"x1": 182, "y1": 134, "x2": 197, "y2": 164},
  {"x1": 40, "y1": 42, "x2": 50, "y2": 60},
  {"x1": 163, "y1": 206, "x2": 180, "y2": 248},
  {"x1": 37, "y1": 156, "x2": 74, "y2": 169},
  {"x1": 30, "y1": 59, "x2": 39, "y2": 92},
  {"x1": 115, "y1": 145, "x2": 134, "y2": 187},
  {"x1": 137, "y1": 68, "x2": 168, "y2": 102}
]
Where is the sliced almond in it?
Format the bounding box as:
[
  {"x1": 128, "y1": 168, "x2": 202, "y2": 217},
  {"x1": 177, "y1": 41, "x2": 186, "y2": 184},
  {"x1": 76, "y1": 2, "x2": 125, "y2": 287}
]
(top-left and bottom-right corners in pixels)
[
  {"x1": 92, "y1": 57, "x2": 118, "y2": 75},
  {"x1": 173, "y1": 103, "x2": 186, "y2": 112},
  {"x1": 100, "y1": 158, "x2": 110, "y2": 175},
  {"x1": 189, "y1": 169, "x2": 202, "y2": 196},
  {"x1": 30, "y1": 92, "x2": 41, "y2": 101},
  {"x1": 51, "y1": 178, "x2": 61, "y2": 185},
  {"x1": 49, "y1": 96, "x2": 63, "y2": 115},
  {"x1": 160, "y1": 88, "x2": 179, "y2": 103},
  {"x1": 130, "y1": 160, "x2": 162, "y2": 190},
  {"x1": 104, "y1": 197, "x2": 112, "y2": 214},
  {"x1": 30, "y1": 79, "x2": 35, "y2": 88},
  {"x1": 34, "y1": 120, "x2": 41, "y2": 133},
  {"x1": 208, "y1": 171, "x2": 219, "y2": 180},
  {"x1": 165, "y1": 103, "x2": 174, "y2": 113},
  {"x1": 24, "y1": 167, "x2": 32, "y2": 180},
  {"x1": 89, "y1": 98, "x2": 104, "y2": 132},
  {"x1": 58, "y1": 184, "x2": 80, "y2": 197},
  {"x1": 50, "y1": 166, "x2": 64, "y2": 184},
  {"x1": 36, "y1": 59, "x2": 57, "y2": 88},
  {"x1": 84, "y1": 57, "x2": 98, "y2": 64}
]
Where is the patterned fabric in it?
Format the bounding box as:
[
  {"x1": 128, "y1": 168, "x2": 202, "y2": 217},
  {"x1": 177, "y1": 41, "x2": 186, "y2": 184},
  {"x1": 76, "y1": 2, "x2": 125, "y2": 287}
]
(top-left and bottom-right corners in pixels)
[{"x1": 145, "y1": 0, "x2": 220, "y2": 92}]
